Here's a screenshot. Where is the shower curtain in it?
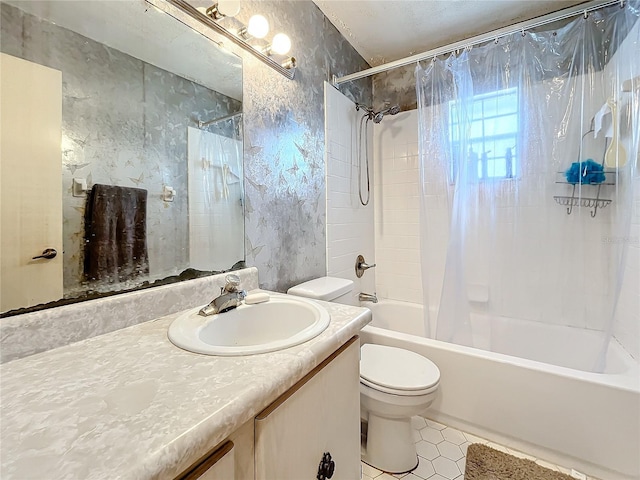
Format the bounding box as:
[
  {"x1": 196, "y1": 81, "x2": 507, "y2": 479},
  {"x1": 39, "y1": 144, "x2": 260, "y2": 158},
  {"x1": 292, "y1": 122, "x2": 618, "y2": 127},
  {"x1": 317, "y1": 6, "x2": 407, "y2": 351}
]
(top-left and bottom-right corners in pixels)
[
  {"x1": 416, "y1": 1, "x2": 639, "y2": 372},
  {"x1": 187, "y1": 116, "x2": 244, "y2": 272}
]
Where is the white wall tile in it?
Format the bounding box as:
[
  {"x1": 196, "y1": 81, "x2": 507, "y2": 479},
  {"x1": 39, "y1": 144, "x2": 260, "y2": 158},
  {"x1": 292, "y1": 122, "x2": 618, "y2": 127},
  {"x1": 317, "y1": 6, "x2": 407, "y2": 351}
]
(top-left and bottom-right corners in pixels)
[
  {"x1": 325, "y1": 83, "x2": 376, "y2": 306},
  {"x1": 372, "y1": 106, "x2": 638, "y2": 362}
]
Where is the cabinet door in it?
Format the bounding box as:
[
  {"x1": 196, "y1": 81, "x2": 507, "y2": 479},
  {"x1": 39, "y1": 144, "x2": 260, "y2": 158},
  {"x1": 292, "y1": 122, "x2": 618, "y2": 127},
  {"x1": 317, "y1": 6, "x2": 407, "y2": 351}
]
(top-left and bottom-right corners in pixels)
[
  {"x1": 255, "y1": 337, "x2": 360, "y2": 480},
  {"x1": 176, "y1": 441, "x2": 234, "y2": 480}
]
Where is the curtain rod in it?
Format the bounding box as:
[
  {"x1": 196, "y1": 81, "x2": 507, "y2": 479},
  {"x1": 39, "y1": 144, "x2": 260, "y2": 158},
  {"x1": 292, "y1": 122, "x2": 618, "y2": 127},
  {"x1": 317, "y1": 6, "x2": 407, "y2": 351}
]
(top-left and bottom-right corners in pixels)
[
  {"x1": 198, "y1": 111, "x2": 242, "y2": 129},
  {"x1": 332, "y1": 0, "x2": 625, "y2": 86}
]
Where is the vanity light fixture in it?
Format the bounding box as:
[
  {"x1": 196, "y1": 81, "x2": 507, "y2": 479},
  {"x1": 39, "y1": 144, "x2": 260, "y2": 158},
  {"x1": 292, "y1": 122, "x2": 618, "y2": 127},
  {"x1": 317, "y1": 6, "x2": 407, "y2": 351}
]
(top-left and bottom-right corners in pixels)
[
  {"x1": 263, "y1": 33, "x2": 291, "y2": 56},
  {"x1": 168, "y1": 0, "x2": 296, "y2": 80},
  {"x1": 205, "y1": 0, "x2": 240, "y2": 19},
  {"x1": 247, "y1": 14, "x2": 269, "y2": 38}
]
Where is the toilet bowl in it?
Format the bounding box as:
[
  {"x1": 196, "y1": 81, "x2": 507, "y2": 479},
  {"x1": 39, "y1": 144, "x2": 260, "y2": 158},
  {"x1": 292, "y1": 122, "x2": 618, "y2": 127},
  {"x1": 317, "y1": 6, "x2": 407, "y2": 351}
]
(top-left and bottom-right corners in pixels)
[
  {"x1": 360, "y1": 343, "x2": 440, "y2": 473},
  {"x1": 287, "y1": 277, "x2": 441, "y2": 474}
]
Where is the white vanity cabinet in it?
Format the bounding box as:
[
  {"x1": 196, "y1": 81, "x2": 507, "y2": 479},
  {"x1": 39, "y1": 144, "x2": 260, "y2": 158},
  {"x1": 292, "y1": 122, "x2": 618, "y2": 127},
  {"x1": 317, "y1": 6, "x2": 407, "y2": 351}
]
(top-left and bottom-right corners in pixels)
[
  {"x1": 175, "y1": 441, "x2": 234, "y2": 480},
  {"x1": 254, "y1": 336, "x2": 361, "y2": 480},
  {"x1": 174, "y1": 336, "x2": 361, "y2": 480}
]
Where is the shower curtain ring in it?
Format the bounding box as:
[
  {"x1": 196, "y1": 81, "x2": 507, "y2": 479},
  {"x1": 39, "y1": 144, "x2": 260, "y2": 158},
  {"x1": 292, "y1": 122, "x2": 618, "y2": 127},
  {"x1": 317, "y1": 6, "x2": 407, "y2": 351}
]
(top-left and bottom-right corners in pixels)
[
  {"x1": 583, "y1": 9, "x2": 588, "y2": 19},
  {"x1": 521, "y1": 29, "x2": 525, "y2": 37},
  {"x1": 620, "y1": 0, "x2": 625, "y2": 8}
]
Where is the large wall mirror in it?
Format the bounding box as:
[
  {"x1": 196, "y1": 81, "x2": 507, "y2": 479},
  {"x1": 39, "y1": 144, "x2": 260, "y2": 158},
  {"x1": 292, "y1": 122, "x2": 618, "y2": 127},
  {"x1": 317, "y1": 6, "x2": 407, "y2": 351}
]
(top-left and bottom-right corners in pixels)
[{"x1": 0, "y1": 0, "x2": 244, "y2": 315}]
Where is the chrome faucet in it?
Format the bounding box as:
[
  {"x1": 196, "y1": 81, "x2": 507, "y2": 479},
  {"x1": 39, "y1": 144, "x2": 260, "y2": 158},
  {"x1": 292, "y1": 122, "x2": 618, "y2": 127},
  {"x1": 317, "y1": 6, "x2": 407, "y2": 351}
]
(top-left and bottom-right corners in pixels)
[
  {"x1": 359, "y1": 292, "x2": 378, "y2": 303},
  {"x1": 199, "y1": 274, "x2": 247, "y2": 316}
]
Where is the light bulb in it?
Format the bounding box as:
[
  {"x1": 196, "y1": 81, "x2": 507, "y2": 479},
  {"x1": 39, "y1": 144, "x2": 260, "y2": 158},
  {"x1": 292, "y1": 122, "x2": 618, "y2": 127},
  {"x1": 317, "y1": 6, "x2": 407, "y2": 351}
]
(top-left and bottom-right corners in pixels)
[
  {"x1": 217, "y1": 0, "x2": 240, "y2": 17},
  {"x1": 271, "y1": 33, "x2": 291, "y2": 55},
  {"x1": 247, "y1": 14, "x2": 269, "y2": 39}
]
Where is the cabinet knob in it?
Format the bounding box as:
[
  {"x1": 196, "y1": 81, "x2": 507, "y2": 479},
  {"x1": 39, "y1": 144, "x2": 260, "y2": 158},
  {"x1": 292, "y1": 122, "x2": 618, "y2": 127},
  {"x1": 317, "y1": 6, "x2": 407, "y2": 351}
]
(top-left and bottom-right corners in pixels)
[{"x1": 317, "y1": 452, "x2": 335, "y2": 480}]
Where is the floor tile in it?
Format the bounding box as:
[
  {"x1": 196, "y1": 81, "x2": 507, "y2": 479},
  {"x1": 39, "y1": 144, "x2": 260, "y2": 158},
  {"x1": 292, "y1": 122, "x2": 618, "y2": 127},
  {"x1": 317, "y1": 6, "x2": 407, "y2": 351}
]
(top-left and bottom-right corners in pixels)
[
  {"x1": 362, "y1": 463, "x2": 382, "y2": 478},
  {"x1": 437, "y1": 441, "x2": 464, "y2": 461},
  {"x1": 419, "y1": 426, "x2": 445, "y2": 444},
  {"x1": 415, "y1": 440, "x2": 440, "y2": 460},
  {"x1": 412, "y1": 457, "x2": 435, "y2": 479},
  {"x1": 425, "y1": 419, "x2": 447, "y2": 430},
  {"x1": 441, "y1": 428, "x2": 466, "y2": 446},
  {"x1": 432, "y1": 457, "x2": 461, "y2": 479},
  {"x1": 462, "y1": 432, "x2": 487, "y2": 444},
  {"x1": 459, "y1": 442, "x2": 470, "y2": 456},
  {"x1": 360, "y1": 416, "x2": 600, "y2": 480}
]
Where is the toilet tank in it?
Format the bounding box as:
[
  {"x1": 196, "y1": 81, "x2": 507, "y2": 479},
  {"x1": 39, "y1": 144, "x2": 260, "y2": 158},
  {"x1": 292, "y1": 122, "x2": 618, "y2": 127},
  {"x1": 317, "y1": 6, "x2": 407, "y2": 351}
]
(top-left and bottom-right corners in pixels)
[{"x1": 287, "y1": 277, "x2": 353, "y2": 303}]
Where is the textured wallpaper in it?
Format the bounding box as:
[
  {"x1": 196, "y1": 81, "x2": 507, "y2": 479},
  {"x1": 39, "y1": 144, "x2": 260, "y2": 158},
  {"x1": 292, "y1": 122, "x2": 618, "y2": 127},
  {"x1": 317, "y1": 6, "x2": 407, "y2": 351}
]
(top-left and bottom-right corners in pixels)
[
  {"x1": 237, "y1": 0, "x2": 372, "y2": 291},
  {"x1": 373, "y1": 65, "x2": 418, "y2": 113},
  {"x1": 1, "y1": 3, "x2": 241, "y2": 296}
]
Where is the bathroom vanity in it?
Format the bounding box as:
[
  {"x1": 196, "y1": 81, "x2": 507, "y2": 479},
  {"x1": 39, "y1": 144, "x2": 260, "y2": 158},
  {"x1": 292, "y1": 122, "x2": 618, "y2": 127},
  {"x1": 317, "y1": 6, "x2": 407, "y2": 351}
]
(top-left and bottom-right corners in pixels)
[{"x1": 0, "y1": 293, "x2": 370, "y2": 479}]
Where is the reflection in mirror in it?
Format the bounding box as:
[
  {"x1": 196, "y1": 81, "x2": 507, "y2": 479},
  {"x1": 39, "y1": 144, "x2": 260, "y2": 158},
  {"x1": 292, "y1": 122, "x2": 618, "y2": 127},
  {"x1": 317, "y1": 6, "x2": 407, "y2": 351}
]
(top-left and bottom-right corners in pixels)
[{"x1": 0, "y1": 0, "x2": 244, "y2": 315}]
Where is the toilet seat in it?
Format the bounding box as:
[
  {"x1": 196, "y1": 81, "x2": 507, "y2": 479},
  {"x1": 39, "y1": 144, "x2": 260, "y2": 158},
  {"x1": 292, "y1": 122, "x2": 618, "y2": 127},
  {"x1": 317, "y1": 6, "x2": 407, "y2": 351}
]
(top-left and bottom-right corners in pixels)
[{"x1": 360, "y1": 344, "x2": 440, "y2": 396}]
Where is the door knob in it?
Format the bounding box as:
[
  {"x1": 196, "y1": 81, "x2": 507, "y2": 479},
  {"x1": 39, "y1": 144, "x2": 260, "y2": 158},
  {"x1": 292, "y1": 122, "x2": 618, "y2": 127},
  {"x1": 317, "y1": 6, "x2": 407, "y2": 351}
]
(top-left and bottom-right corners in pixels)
[{"x1": 32, "y1": 248, "x2": 57, "y2": 260}]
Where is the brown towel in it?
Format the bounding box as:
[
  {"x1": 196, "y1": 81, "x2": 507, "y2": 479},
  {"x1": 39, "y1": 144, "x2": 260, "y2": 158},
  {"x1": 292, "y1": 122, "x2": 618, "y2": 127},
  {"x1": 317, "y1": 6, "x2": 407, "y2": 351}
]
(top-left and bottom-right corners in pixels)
[{"x1": 84, "y1": 184, "x2": 149, "y2": 284}]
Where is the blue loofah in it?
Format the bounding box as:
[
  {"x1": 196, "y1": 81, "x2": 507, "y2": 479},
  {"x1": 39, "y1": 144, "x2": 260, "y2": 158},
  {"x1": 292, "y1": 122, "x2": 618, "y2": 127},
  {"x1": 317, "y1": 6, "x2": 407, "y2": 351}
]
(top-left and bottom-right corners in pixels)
[{"x1": 565, "y1": 159, "x2": 605, "y2": 185}]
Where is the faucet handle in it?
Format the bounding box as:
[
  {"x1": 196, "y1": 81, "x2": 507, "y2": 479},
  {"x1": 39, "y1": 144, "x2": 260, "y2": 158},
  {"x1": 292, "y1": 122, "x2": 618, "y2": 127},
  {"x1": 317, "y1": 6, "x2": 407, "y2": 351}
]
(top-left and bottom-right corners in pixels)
[
  {"x1": 355, "y1": 255, "x2": 376, "y2": 278},
  {"x1": 224, "y1": 274, "x2": 241, "y2": 292}
]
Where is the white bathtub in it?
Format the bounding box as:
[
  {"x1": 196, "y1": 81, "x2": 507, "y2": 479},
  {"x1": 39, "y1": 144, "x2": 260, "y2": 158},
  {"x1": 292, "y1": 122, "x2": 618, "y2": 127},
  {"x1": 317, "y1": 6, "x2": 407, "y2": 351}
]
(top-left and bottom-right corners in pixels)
[{"x1": 360, "y1": 299, "x2": 640, "y2": 480}]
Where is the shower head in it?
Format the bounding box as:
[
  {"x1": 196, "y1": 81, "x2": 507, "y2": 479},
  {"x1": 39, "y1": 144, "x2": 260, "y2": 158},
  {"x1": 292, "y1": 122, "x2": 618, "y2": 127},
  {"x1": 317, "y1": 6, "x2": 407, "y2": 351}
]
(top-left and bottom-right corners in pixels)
[
  {"x1": 372, "y1": 105, "x2": 401, "y2": 123},
  {"x1": 386, "y1": 105, "x2": 401, "y2": 115}
]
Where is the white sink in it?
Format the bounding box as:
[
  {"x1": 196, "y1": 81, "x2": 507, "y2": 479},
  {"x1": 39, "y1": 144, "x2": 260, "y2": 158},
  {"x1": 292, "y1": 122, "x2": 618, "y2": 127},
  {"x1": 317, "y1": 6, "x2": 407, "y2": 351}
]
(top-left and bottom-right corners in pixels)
[{"x1": 167, "y1": 295, "x2": 330, "y2": 356}]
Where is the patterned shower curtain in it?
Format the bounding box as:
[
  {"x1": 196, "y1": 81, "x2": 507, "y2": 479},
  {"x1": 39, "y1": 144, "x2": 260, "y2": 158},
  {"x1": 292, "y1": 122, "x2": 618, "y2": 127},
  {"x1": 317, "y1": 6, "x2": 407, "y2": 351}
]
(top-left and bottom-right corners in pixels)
[{"x1": 415, "y1": 2, "x2": 639, "y2": 372}]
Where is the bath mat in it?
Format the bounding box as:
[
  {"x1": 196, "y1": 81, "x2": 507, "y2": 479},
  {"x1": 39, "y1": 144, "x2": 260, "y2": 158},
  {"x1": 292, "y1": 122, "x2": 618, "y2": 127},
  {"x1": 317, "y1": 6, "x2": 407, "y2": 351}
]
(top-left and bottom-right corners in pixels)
[{"x1": 464, "y1": 444, "x2": 574, "y2": 480}]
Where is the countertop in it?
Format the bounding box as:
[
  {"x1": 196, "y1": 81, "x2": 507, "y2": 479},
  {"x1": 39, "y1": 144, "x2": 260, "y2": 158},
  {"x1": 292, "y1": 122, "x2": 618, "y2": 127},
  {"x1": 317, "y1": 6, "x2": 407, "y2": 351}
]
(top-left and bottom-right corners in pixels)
[{"x1": 0, "y1": 292, "x2": 371, "y2": 479}]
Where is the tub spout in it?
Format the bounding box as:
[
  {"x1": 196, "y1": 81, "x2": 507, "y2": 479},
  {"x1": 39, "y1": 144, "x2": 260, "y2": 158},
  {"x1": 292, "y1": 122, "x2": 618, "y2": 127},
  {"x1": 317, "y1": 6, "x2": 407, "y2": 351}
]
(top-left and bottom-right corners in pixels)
[{"x1": 359, "y1": 292, "x2": 378, "y2": 303}]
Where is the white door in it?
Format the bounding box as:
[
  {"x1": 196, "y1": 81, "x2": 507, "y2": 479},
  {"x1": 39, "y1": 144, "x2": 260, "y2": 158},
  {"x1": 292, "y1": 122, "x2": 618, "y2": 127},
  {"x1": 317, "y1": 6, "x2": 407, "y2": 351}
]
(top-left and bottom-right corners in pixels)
[{"x1": 1, "y1": 53, "x2": 63, "y2": 312}]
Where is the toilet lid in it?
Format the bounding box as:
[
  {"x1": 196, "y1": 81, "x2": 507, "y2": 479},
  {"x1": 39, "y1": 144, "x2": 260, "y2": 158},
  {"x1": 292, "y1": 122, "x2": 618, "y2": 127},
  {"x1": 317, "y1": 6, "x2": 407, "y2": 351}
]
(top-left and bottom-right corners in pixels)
[{"x1": 360, "y1": 344, "x2": 440, "y2": 392}]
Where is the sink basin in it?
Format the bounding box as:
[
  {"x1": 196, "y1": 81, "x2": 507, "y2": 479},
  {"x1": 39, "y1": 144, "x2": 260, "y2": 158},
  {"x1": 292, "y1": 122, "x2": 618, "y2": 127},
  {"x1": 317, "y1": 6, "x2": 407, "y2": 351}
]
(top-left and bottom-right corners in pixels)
[{"x1": 168, "y1": 295, "x2": 330, "y2": 356}]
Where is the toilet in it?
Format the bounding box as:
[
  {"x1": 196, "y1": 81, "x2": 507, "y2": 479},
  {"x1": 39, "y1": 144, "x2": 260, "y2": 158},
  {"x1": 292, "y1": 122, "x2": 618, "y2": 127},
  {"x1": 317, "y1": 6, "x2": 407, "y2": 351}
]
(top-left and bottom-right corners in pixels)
[
  {"x1": 359, "y1": 344, "x2": 440, "y2": 473},
  {"x1": 288, "y1": 276, "x2": 441, "y2": 474}
]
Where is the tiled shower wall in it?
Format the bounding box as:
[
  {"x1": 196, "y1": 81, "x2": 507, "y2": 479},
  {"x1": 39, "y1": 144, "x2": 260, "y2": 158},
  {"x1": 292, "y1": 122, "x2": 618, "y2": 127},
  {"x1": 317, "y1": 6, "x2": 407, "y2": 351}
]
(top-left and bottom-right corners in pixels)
[
  {"x1": 372, "y1": 107, "x2": 638, "y2": 359},
  {"x1": 372, "y1": 111, "x2": 425, "y2": 304},
  {"x1": 325, "y1": 83, "x2": 375, "y2": 305}
]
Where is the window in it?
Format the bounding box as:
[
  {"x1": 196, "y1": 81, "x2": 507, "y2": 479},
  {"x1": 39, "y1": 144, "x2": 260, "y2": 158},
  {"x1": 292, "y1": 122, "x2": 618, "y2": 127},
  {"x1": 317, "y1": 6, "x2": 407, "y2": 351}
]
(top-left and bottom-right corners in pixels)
[{"x1": 449, "y1": 87, "x2": 519, "y2": 181}]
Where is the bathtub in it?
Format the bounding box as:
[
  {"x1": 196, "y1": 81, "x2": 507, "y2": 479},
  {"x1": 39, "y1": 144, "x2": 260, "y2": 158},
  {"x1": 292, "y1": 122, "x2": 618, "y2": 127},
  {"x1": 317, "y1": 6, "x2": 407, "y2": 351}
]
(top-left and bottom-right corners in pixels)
[{"x1": 360, "y1": 299, "x2": 640, "y2": 480}]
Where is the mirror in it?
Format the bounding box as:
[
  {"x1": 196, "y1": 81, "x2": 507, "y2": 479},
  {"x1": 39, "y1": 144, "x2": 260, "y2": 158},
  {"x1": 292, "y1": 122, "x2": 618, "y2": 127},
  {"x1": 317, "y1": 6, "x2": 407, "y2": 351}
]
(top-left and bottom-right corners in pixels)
[{"x1": 0, "y1": 0, "x2": 244, "y2": 315}]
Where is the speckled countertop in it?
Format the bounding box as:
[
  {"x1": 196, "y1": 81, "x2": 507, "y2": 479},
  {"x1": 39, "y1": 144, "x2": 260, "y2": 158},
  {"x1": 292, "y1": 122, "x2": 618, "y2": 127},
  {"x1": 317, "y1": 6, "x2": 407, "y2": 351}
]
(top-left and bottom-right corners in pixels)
[{"x1": 0, "y1": 292, "x2": 371, "y2": 480}]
